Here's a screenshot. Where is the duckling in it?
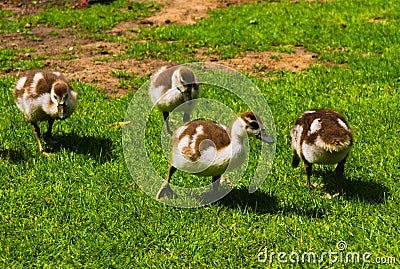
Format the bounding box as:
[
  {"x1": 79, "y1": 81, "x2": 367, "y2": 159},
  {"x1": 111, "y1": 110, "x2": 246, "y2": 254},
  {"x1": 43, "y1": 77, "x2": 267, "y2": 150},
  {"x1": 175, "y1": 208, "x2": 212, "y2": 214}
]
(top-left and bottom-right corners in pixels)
[
  {"x1": 290, "y1": 109, "x2": 353, "y2": 195},
  {"x1": 156, "y1": 112, "x2": 275, "y2": 200},
  {"x1": 149, "y1": 65, "x2": 199, "y2": 134},
  {"x1": 13, "y1": 70, "x2": 77, "y2": 156}
]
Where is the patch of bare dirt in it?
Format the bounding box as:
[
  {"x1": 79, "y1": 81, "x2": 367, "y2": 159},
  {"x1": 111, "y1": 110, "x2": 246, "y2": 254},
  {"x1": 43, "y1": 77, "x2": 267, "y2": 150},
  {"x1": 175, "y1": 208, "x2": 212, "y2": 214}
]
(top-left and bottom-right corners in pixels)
[
  {"x1": 1, "y1": 0, "x2": 317, "y2": 97},
  {"x1": 139, "y1": 0, "x2": 258, "y2": 26},
  {"x1": 0, "y1": 26, "x2": 169, "y2": 96},
  {"x1": 198, "y1": 46, "x2": 316, "y2": 78},
  {"x1": 0, "y1": 0, "x2": 78, "y2": 16}
]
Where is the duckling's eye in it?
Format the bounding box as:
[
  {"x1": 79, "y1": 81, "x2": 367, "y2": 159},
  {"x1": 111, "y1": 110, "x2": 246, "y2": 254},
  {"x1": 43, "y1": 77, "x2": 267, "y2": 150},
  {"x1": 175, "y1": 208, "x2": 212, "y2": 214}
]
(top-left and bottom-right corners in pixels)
[
  {"x1": 249, "y1": 121, "x2": 259, "y2": 129},
  {"x1": 52, "y1": 93, "x2": 58, "y2": 101}
]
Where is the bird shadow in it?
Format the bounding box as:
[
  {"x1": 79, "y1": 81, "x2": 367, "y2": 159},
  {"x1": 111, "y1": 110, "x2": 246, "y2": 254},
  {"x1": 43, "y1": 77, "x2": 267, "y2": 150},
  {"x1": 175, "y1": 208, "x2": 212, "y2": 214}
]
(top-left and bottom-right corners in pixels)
[
  {"x1": 53, "y1": 133, "x2": 115, "y2": 163},
  {"x1": 312, "y1": 170, "x2": 389, "y2": 204},
  {"x1": 343, "y1": 176, "x2": 389, "y2": 204},
  {"x1": 218, "y1": 187, "x2": 279, "y2": 215},
  {"x1": 217, "y1": 187, "x2": 327, "y2": 218},
  {"x1": 0, "y1": 148, "x2": 27, "y2": 163}
]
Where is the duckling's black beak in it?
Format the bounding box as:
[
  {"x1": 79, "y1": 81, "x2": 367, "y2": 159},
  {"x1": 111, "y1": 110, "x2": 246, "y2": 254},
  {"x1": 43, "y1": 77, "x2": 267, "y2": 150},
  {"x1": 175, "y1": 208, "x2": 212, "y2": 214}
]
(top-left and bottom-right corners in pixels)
[
  {"x1": 256, "y1": 129, "x2": 275, "y2": 145},
  {"x1": 58, "y1": 104, "x2": 67, "y2": 119}
]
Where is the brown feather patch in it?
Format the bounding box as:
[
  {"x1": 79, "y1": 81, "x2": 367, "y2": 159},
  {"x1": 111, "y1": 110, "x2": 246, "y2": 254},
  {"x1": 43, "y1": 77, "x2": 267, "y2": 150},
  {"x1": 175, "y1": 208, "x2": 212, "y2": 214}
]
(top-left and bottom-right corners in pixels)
[
  {"x1": 15, "y1": 70, "x2": 73, "y2": 98},
  {"x1": 178, "y1": 120, "x2": 231, "y2": 159},
  {"x1": 295, "y1": 109, "x2": 353, "y2": 148}
]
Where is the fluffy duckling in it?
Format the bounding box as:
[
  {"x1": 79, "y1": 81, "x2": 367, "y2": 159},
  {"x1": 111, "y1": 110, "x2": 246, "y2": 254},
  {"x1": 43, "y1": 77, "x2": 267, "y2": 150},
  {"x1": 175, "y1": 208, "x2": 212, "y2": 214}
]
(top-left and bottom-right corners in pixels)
[
  {"x1": 156, "y1": 112, "x2": 275, "y2": 200},
  {"x1": 149, "y1": 65, "x2": 199, "y2": 134},
  {"x1": 290, "y1": 109, "x2": 353, "y2": 195},
  {"x1": 13, "y1": 70, "x2": 77, "y2": 156}
]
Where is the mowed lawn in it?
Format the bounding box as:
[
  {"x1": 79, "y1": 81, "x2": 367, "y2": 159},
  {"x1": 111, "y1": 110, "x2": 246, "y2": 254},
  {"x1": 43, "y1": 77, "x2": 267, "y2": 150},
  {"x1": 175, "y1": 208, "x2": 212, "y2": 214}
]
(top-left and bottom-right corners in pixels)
[{"x1": 0, "y1": 0, "x2": 399, "y2": 268}]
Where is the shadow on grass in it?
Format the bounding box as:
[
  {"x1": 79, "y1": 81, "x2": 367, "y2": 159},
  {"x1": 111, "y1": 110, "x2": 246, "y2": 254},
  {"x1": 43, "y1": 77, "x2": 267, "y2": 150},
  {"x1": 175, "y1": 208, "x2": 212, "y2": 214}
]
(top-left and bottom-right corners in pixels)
[
  {"x1": 218, "y1": 187, "x2": 328, "y2": 218},
  {"x1": 218, "y1": 187, "x2": 279, "y2": 215},
  {"x1": 310, "y1": 170, "x2": 389, "y2": 204},
  {"x1": 344, "y1": 177, "x2": 389, "y2": 204},
  {"x1": 55, "y1": 133, "x2": 115, "y2": 163},
  {"x1": 0, "y1": 148, "x2": 27, "y2": 163}
]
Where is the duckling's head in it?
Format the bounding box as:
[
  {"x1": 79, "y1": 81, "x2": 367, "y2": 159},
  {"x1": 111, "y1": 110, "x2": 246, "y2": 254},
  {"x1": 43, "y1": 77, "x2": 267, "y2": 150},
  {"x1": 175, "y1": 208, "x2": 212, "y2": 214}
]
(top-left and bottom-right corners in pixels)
[
  {"x1": 239, "y1": 112, "x2": 275, "y2": 145},
  {"x1": 50, "y1": 80, "x2": 71, "y2": 119},
  {"x1": 172, "y1": 67, "x2": 199, "y2": 102}
]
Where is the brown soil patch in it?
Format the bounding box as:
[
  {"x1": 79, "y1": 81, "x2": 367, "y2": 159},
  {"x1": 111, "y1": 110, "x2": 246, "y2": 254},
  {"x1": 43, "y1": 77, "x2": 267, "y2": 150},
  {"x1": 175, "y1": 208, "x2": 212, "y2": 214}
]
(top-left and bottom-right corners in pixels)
[
  {"x1": 140, "y1": 0, "x2": 258, "y2": 26},
  {"x1": 199, "y1": 46, "x2": 316, "y2": 77},
  {"x1": 0, "y1": 0, "x2": 317, "y2": 96}
]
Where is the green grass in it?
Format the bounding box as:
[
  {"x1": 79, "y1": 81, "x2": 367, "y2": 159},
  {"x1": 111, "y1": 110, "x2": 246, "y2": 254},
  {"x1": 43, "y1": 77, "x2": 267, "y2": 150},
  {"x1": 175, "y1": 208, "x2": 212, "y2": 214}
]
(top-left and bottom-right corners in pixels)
[
  {"x1": 123, "y1": 0, "x2": 400, "y2": 61},
  {"x1": 0, "y1": 49, "x2": 45, "y2": 72},
  {"x1": 1, "y1": 0, "x2": 400, "y2": 267},
  {"x1": 0, "y1": 1, "x2": 160, "y2": 34},
  {"x1": 110, "y1": 70, "x2": 150, "y2": 90}
]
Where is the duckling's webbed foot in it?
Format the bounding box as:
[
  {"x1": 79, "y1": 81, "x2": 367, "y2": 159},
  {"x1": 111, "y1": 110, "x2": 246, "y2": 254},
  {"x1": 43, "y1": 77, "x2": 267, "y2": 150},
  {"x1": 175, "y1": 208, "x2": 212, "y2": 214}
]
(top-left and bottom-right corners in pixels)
[
  {"x1": 220, "y1": 176, "x2": 231, "y2": 185},
  {"x1": 156, "y1": 181, "x2": 178, "y2": 200},
  {"x1": 42, "y1": 151, "x2": 56, "y2": 158}
]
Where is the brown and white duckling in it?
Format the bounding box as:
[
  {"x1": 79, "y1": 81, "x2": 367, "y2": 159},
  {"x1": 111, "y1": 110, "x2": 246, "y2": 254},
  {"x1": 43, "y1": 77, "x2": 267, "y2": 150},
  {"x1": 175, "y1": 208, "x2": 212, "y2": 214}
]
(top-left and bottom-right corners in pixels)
[
  {"x1": 156, "y1": 112, "x2": 275, "y2": 200},
  {"x1": 149, "y1": 65, "x2": 199, "y2": 134},
  {"x1": 290, "y1": 109, "x2": 353, "y2": 195},
  {"x1": 13, "y1": 70, "x2": 77, "y2": 156}
]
